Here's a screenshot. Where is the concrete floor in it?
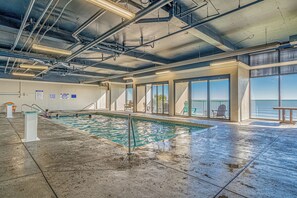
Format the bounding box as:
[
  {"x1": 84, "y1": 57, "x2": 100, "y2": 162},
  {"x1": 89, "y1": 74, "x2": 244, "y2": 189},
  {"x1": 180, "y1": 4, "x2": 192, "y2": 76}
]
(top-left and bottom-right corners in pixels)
[{"x1": 1, "y1": 113, "x2": 297, "y2": 198}]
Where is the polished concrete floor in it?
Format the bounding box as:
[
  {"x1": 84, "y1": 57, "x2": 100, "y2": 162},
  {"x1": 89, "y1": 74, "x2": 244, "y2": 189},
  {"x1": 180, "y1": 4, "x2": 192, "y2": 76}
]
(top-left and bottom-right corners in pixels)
[{"x1": 0, "y1": 113, "x2": 297, "y2": 198}]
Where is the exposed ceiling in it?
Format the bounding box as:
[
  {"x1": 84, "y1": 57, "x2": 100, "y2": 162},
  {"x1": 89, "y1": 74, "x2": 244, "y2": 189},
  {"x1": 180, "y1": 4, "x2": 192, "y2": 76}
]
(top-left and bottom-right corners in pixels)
[{"x1": 0, "y1": 0, "x2": 296, "y2": 83}]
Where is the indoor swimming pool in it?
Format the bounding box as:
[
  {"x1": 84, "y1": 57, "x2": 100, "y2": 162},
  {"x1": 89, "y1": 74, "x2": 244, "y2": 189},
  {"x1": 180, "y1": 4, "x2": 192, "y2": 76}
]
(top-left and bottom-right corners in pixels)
[{"x1": 54, "y1": 114, "x2": 206, "y2": 147}]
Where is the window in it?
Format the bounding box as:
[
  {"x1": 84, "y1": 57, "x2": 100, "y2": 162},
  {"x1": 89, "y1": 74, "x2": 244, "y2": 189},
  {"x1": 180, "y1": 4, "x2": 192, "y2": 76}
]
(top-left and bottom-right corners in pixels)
[
  {"x1": 250, "y1": 76, "x2": 279, "y2": 119},
  {"x1": 136, "y1": 82, "x2": 169, "y2": 114},
  {"x1": 250, "y1": 65, "x2": 297, "y2": 120},
  {"x1": 191, "y1": 80, "x2": 208, "y2": 117},
  {"x1": 209, "y1": 78, "x2": 230, "y2": 119},
  {"x1": 175, "y1": 75, "x2": 230, "y2": 119},
  {"x1": 125, "y1": 84, "x2": 133, "y2": 111},
  {"x1": 280, "y1": 74, "x2": 297, "y2": 120}
]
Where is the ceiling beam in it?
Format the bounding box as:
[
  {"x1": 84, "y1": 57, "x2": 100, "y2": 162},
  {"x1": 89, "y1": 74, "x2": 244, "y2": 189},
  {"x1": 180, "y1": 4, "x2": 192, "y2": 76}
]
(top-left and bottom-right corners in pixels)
[
  {"x1": 0, "y1": 13, "x2": 171, "y2": 65},
  {"x1": 0, "y1": 46, "x2": 133, "y2": 72},
  {"x1": 162, "y1": 2, "x2": 236, "y2": 52}
]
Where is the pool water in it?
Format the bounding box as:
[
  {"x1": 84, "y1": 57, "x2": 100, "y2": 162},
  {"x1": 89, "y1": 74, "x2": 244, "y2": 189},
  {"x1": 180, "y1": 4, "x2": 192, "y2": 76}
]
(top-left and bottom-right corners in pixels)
[{"x1": 54, "y1": 114, "x2": 205, "y2": 147}]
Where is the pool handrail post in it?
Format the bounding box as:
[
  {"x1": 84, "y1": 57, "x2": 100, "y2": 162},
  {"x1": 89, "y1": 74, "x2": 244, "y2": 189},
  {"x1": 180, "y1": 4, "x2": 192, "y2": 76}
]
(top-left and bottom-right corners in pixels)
[{"x1": 128, "y1": 113, "x2": 132, "y2": 155}]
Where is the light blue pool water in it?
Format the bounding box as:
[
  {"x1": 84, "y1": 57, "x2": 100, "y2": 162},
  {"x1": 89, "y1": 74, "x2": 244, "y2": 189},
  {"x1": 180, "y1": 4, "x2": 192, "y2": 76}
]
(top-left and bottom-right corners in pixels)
[{"x1": 54, "y1": 114, "x2": 205, "y2": 147}]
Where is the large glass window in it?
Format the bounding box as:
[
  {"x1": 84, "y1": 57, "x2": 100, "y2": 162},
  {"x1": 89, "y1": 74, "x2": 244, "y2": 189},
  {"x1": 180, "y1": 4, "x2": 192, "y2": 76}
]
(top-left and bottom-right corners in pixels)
[
  {"x1": 281, "y1": 74, "x2": 297, "y2": 120},
  {"x1": 175, "y1": 75, "x2": 230, "y2": 119},
  {"x1": 191, "y1": 80, "x2": 208, "y2": 117},
  {"x1": 136, "y1": 82, "x2": 169, "y2": 115},
  {"x1": 209, "y1": 78, "x2": 230, "y2": 119},
  {"x1": 164, "y1": 84, "x2": 169, "y2": 114},
  {"x1": 146, "y1": 84, "x2": 152, "y2": 113},
  {"x1": 125, "y1": 84, "x2": 133, "y2": 111},
  {"x1": 152, "y1": 85, "x2": 158, "y2": 114},
  {"x1": 250, "y1": 76, "x2": 279, "y2": 119}
]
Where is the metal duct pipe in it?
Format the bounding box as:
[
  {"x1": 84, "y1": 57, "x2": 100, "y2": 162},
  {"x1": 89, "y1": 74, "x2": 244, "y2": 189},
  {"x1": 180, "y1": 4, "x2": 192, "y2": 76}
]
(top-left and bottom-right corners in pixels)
[
  {"x1": 72, "y1": 0, "x2": 122, "y2": 41},
  {"x1": 88, "y1": 0, "x2": 264, "y2": 68},
  {"x1": 65, "y1": 0, "x2": 173, "y2": 62},
  {"x1": 49, "y1": 71, "x2": 107, "y2": 79},
  {"x1": 5, "y1": 0, "x2": 36, "y2": 73},
  {"x1": 21, "y1": 0, "x2": 54, "y2": 51},
  {"x1": 11, "y1": 0, "x2": 36, "y2": 50},
  {"x1": 9, "y1": 0, "x2": 54, "y2": 74},
  {"x1": 29, "y1": 0, "x2": 60, "y2": 51},
  {"x1": 38, "y1": 0, "x2": 74, "y2": 43},
  {"x1": 135, "y1": 11, "x2": 173, "y2": 24},
  {"x1": 90, "y1": 42, "x2": 281, "y2": 82}
]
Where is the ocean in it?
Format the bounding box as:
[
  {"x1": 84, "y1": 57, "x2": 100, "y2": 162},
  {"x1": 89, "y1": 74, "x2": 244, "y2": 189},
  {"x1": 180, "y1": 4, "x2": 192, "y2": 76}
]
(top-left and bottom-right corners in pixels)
[
  {"x1": 251, "y1": 100, "x2": 297, "y2": 120},
  {"x1": 190, "y1": 100, "x2": 297, "y2": 120}
]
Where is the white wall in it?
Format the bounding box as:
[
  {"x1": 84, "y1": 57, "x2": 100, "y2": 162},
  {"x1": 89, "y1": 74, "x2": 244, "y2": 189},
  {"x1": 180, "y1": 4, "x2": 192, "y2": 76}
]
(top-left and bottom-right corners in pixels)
[
  {"x1": 136, "y1": 85, "x2": 145, "y2": 112},
  {"x1": 175, "y1": 82, "x2": 189, "y2": 115},
  {"x1": 110, "y1": 83, "x2": 126, "y2": 111},
  {"x1": 97, "y1": 86, "x2": 108, "y2": 109},
  {"x1": 238, "y1": 65, "x2": 250, "y2": 121},
  {"x1": 0, "y1": 79, "x2": 106, "y2": 112}
]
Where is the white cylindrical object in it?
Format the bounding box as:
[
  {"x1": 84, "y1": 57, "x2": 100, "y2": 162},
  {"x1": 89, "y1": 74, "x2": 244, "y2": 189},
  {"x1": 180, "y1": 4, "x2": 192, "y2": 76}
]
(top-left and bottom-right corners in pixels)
[
  {"x1": 23, "y1": 111, "x2": 39, "y2": 142},
  {"x1": 6, "y1": 104, "x2": 13, "y2": 118}
]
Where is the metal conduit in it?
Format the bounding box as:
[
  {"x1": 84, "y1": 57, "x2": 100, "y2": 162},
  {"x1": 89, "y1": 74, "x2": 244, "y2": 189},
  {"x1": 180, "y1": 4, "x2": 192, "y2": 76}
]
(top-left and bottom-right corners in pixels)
[
  {"x1": 5, "y1": 0, "x2": 36, "y2": 73},
  {"x1": 87, "y1": 0, "x2": 264, "y2": 69},
  {"x1": 35, "y1": 0, "x2": 172, "y2": 77},
  {"x1": 65, "y1": 0, "x2": 173, "y2": 62},
  {"x1": 22, "y1": 0, "x2": 54, "y2": 51},
  {"x1": 9, "y1": 0, "x2": 54, "y2": 73},
  {"x1": 28, "y1": 0, "x2": 60, "y2": 52},
  {"x1": 72, "y1": 0, "x2": 122, "y2": 41},
  {"x1": 37, "y1": 0, "x2": 74, "y2": 44}
]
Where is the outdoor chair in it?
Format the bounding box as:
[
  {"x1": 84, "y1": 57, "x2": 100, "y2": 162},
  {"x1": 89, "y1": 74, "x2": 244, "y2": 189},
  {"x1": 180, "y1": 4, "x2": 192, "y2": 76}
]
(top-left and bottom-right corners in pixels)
[{"x1": 212, "y1": 104, "x2": 227, "y2": 118}]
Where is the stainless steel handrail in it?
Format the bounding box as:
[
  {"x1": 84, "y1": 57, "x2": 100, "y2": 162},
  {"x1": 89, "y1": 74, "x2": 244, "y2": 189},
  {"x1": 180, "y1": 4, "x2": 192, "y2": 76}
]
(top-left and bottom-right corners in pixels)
[
  {"x1": 32, "y1": 104, "x2": 45, "y2": 112},
  {"x1": 21, "y1": 104, "x2": 41, "y2": 112},
  {"x1": 81, "y1": 102, "x2": 96, "y2": 111}
]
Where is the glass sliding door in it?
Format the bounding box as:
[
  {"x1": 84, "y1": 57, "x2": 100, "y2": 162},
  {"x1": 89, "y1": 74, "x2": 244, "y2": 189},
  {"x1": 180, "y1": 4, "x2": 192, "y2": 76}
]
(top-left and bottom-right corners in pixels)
[
  {"x1": 152, "y1": 85, "x2": 158, "y2": 114},
  {"x1": 164, "y1": 84, "x2": 169, "y2": 114},
  {"x1": 145, "y1": 84, "x2": 152, "y2": 113},
  {"x1": 175, "y1": 75, "x2": 230, "y2": 119},
  {"x1": 125, "y1": 84, "x2": 133, "y2": 111},
  {"x1": 209, "y1": 78, "x2": 230, "y2": 119},
  {"x1": 137, "y1": 82, "x2": 169, "y2": 115},
  {"x1": 250, "y1": 76, "x2": 279, "y2": 119},
  {"x1": 281, "y1": 74, "x2": 297, "y2": 120},
  {"x1": 175, "y1": 81, "x2": 189, "y2": 116},
  {"x1": 191, "y1": 80, "x2": 208, "y2": 117},
  {"x1": 157, "y1": 85, "x2": 163, "y2": 114}
]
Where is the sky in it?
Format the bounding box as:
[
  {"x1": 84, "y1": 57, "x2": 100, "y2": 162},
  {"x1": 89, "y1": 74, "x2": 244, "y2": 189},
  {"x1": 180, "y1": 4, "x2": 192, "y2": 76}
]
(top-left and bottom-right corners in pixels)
[
  {"x1": 191, "y1": 79, "x2": 229, "y2": 100},
  {"x1": 251, "y1": 74, "x2": 297, "y2": 100}
]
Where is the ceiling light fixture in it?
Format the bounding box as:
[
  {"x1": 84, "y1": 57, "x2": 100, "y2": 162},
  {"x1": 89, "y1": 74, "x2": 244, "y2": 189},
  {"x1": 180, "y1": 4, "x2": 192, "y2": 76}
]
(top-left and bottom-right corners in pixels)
[
  {"x1": 86, "y1": 0, "x2": 135, "y2": 20},
  {"x1": 20, "y1": 64, "x2": 48, "y2": 70},
  {"x1": 12, "y1": 72, "x2": 35, "y2": 77},
  {"x1": 32, "y1": 44, "x2": 72, "y2": 56},
  {"x1": 210, "y1": 60, "x2": 237, "y2": 66},
  {"x1": 156, "y1": 70, "x2": 170, "y2": 75},
  {"x1": 123, "y1": 77, "x2": 134, "y2": 80}
]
